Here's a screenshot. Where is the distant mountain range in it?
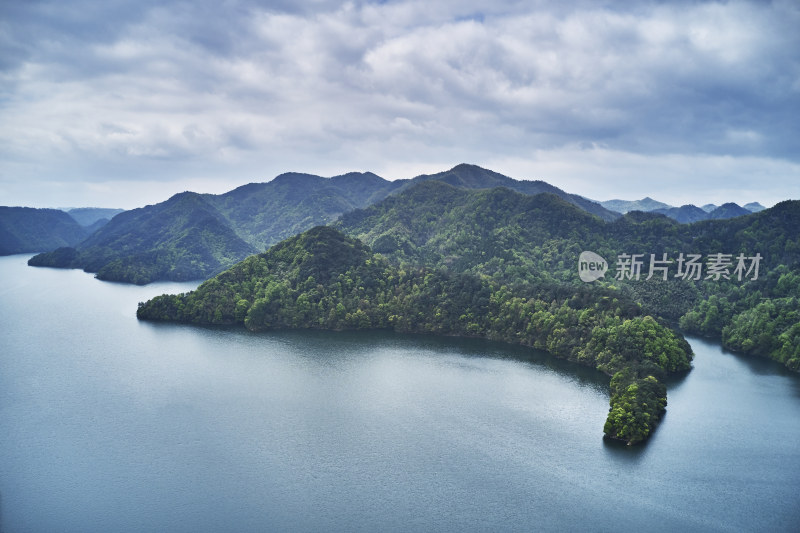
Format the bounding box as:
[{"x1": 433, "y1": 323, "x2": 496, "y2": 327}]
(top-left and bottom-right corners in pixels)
[
  {"x1": 25, "y1": 164, "x2": 618, "y2": 283},
  {"x1": 701, "y1": 202, "x2": 766, "y2": 213},
  {"x1": 649, "y1": 203, "x2": 753, "y2": 224},
  {"x1": 0, "y1": 206, "x2": 126, "y2": 255},
  {"x1": 599, "y1": 197, "x2": 672, "y2": 214},
  {"x1": 64, "y1": 207, "x2": 125, "y2": 228},
  {"x1": 8, "y1": 163, "x2": 779, "y2": 284},
  {"x1": 0, "y1": 207, "x2": 91, "y2": 255},
  {"x1": 600, "y1": 198, "x2": 766, "y2": 223},
  {"x1": 650, "y1": 204, "x2": 710, "y2": 224}
]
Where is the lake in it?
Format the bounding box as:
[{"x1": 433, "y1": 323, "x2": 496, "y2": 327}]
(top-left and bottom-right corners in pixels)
[{"x1": 1, "y1": 254, "x2": 799, "y2": 532}]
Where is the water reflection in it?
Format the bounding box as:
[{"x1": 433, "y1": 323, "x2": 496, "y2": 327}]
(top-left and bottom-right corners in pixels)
[{"x1": 601, "y1": 435, "x2": 651, "y2": 463}]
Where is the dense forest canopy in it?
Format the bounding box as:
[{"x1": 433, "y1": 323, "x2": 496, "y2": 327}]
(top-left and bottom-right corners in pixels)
[
  {"x1": 137, "y1": 181, "x2": 800, "y2": 443},
  {"x1": 138, "y1": 226, "x2": 693, "y2": 444},
  {"x1": 337, "y1": 183, "x2": 800, "y2": 371}
]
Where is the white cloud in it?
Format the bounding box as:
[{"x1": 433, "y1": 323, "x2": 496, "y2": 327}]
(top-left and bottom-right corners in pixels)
[{"x1": 0, "y1": 0, "x2": 798, "y2": 209}]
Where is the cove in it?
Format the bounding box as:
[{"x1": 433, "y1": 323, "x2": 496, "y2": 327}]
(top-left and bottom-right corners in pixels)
[{"x1": 1, "y1": 254, "x2": 799, "y2": 532}]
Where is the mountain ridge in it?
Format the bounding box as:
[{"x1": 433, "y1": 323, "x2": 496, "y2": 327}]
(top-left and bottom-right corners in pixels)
[
  {"x1": 603, "y1": 197, "x2": 768, "y2": 220},
  {"x1": 402, "y1": 164, "x2": 619, "y2": 222},
  {"x1": 28, "y1": 164, "x2": 619, "y2": 283},
  {"x1": 66, "y1": 207, "x2": 126, "y2": 227},
  {"x1": 0, "y1": 206, "x2": 90, "y2": 255},
  {"x1": 29, "y1": 192, "x2": 257, "y2": 284},
  {"x1": 601, "y1": 197, "x2": 671, "y2": 214}
]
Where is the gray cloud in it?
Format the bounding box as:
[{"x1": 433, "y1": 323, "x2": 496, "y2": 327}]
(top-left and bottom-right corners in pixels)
[{"x1": 1, "y1": 0, "x2": 798, "y2": 209}]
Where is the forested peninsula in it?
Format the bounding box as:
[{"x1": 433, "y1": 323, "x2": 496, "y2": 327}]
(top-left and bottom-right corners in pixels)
[
  {"x1": 137, "y1": 179, "x2": 800, "y2": 444},
  {"x1": 139, "y1": 226, "x2": 691, "y2": 444}
]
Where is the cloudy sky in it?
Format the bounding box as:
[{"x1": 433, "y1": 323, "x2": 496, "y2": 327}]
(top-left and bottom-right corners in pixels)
[{"x1": 1, "y1": 0, "x2": 799, "y2": 210}]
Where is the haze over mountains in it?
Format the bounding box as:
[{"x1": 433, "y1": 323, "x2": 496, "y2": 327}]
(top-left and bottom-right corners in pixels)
[
  {"x1": 63, "y1": 207, "x2": 125, "y2": 228},
  {"x1": 600, "y1": 197, "x2": 766, "y2": 223}
]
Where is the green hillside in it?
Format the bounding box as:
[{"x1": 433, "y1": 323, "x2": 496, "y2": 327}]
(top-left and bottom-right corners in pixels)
[
  {"x1": 400, "y1": 163, "x2": 619, "y2": 222},
  {"x1": 136, "y1": 181, "x2": 800, "y2": 441},
  {"x1": 25, "y1": 164, "x2": 623, "y2": 284},
  {"x1": 0, "y1": 207, "x2": 89, "y2": 255},
  {"x1": 204, "y1": 171, "x2": 402, "y2": 250},
  {"x1": 138, "y1": 225, "x2": 692, "y2": 445},
  {"x1": 337, "y1": 183, "x2": 800, "y2": 370},
  {"x1": 30, "y1": 192, "x2": 257, "y2": 284}
]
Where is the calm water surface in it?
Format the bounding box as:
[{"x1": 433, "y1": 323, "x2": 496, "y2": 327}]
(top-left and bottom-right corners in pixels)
[{"x1": 1, "y1": 254, "x2": 798, "y2": 532}]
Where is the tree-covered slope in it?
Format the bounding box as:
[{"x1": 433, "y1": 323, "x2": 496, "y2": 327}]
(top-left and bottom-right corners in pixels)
[
  {"x1": 138, "y1": 225, "x2": 692, "y2": 445},
  {"x1": 337, "y1": 180, "x2": 608, "y2": 283},
  {"x1": 204, "y1": 171, "x2": 402, "y2": 251},
  {"x1": 338, "y1": 182, "x2": 800, "y2": 371},
  {"x1": 0, "y1": 206, "x2": 89, "y2": 255},
  {"x1": 136, "y1": 183, "x2": 798, "y2": 443},
  {"x1": 27, "y1": 172, "x2": 398, "y2": 283},
  {"x1": 674, "y1": 200, "x2": 800, "y2": 370},
  {"x1": 402, "y1": 163, "x2": 620, "y2": 222},
  {"x1": 29, "y1": 192, "x2": 257, "y2": 284},
  {"x1": 202, "y1": 164, "x2": 620, "y2": 252},
  {"x1": 21, "y1": 165, "x2": 626, "y2": 284}
]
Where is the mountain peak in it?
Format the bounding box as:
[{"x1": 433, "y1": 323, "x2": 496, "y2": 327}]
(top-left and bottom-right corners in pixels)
[
  {"x1": 270, "y1": 172, "x2": 324, "y2": 185},
  {"x1": 744, "y1": 202, "x2": 766, "y2": 212},
  {"x1": 600, "y1": 197, "x2": 671, "y2": 214},
  {"x1": 449, "y1": 162, "x2": 488, "y2": 172},
  {"x1": 707, "y1": 203, "x2": 751, "y2": 220},
  {"x1": 330, "y1": 171, "x2": 387, "y2": 185},
  {"x1": 266, "y1": 226, "x2": 371, "y2": 284},
  {"x1": 405, "y1": 164, "x2": 618, "y2": 221},
  {"x1": 423, "y1": 163, "x2": 511, "y2": 186},
  {"x1": 651, "y1": 204, "x2": 708, "y2": 224}
]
